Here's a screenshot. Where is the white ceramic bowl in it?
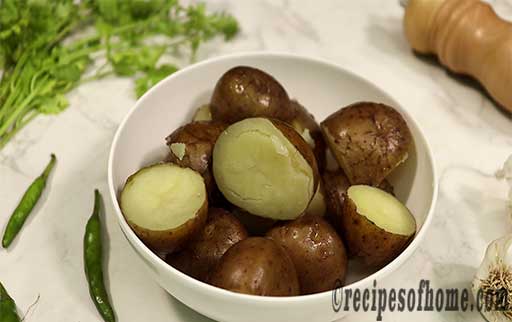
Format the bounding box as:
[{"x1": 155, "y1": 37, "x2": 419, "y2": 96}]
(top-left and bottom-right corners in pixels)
[{"x1": 108, "y1": 52, "x2": 437, "y2": 322}]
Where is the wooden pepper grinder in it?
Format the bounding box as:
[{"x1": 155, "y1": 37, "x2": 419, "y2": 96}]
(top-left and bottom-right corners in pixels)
[{"x1": 403, "y1": 0, "x2": 512, "y2": 113}]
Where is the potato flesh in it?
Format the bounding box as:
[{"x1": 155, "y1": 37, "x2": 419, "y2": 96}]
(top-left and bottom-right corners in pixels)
[
  {"x1": 213, "y1": 118, "x2": 314, "y2": 220},
  {"x1": 121, "y1": 164, "x2": 206, "y2": 231},
  {"x1": 347, "y1": 185, "x2": 415, "y2": 236},
  {"x1": 192, "y1": 104, "x2": 212, "y2": 121}
]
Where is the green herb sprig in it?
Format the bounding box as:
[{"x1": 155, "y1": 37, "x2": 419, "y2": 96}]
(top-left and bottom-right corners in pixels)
[{"x1": 0, "y1": 0, "x2": 239, "y2": 149}]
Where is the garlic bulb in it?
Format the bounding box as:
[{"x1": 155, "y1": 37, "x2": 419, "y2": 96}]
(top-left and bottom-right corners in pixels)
[
  {"x1": 473, "y1": 235, "x2": 512, "y2": 322},
  {"x1": 496, "y1": 155, "x2": 512, "y2": 218}
]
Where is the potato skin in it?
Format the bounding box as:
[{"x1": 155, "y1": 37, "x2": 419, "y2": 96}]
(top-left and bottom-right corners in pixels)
[
  {"x1": 210, "y1": 66, "x2": 295, "y2": 124},
  {"x1": 290, "y1": 100, "x2": 326, "y2": 172},
  {"x1": 321, "y1": 102, "x2": 412, "y2": 186},
  {"x1": 342, "y1": 196, "x2": 413, "y2": 267},
  {"x1": 128, "y1": 196, "x2": 208, "y2": 253},
  {"x1": 209, "y1": 237, "x2": 300, "y2": 296},
  {"x1": 166, "y1": 121, "x2": 227, "y2": 203},
  {"x1": 266, "y1": 216, "x2": 347, "y2": 294},
  {"x1": 166, "y1": 208, "x2": 248, "y2": 281},
  {"x1": 270, "y1": 119, "x2": 320, "y2": 192}
]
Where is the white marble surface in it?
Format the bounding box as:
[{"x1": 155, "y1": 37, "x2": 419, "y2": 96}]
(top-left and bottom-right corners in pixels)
[{"x1": 1, "y1": 0, "x2": 512, "y2": 321}]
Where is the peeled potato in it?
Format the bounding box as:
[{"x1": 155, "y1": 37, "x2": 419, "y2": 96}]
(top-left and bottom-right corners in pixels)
[
  {"x1": 208, "y1": 237, "x2": 300, "y2": 296},
  {"x1": 321, "y1": 102, "x2": 412, "y2": 185},
  {"x1": 166, "y1": 208, "x2": 248, "y2": 281},
  {"x1": 210, "y1": 66, "x2": 295, "y2": 124},
  {"x1": 166, "y1": 121, "x2": 226, "y2": 204},
  {"x1": 289, "y1": 100, "x2": 326, "y2": 172},
  {"x1": 342, "y1": 185, "x2": 416, "y2": 267},
  {"x1": 266, "y1": 216, "x2": 347, "y2": 294},
  {"x1": 120, "y1": 163, "x2": 208, "y2": 253},
  {"x1": 213, "y1": 117, "x2": 319, "y2": 220}
]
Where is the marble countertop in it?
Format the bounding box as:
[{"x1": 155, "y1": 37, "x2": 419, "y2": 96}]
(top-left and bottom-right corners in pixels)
[{"x1": 1, "y1": 0, "x2": 512, "y2": 321}]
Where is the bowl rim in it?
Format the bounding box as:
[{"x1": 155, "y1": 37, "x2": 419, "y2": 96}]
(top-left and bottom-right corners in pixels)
[{"x1": 107, "y1": 51, "x2": 438, "y2": 304}]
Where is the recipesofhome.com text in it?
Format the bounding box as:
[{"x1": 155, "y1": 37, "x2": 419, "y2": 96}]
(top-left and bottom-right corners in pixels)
[{"x1": 332, "y1": 279, "x2": 508, "y2": 321}]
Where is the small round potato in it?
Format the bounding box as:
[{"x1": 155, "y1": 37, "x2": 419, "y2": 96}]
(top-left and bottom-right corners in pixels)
[
  {"x1": 210, "y1": 66, "x2": 295, "y2": 124},
  {"x1": 266, "y1": 216, "x2": 347, "y2": 294},
  {"x1": 120, "y1": 163, "x2": 208, "y2": 253},
  {"x1": 290, "y1": 100, "x2": 326, "y2": 172},
  {"x1": 166, "y1": 121, "x2": 227, "y2": 203},
  {"x1": 209, "y1": 237, "x2": 300, "y2": 296},
  {"x1": 342, "y1": 185, "x2": 416, "y2": 267},
  {"x1": 321, "y1": 102, "x2": 412, "y2": 185},
  {"x1": 213, "y1": 117, "x2": 319, "y2": 220},
  {"x1": 166, "y1": 208, "x2": 248, "y2": 281}
]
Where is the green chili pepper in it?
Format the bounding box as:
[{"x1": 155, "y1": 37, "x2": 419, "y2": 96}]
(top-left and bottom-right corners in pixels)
[
  {"x1": 84, "y1": 190, "x2": 116, "y2": 322},
  {"x1": 2, "y1": 154, "x2": 56, "y2": 248},
  {"x1": 0, "y1": 281, "x2": 21, "y2": 322}
]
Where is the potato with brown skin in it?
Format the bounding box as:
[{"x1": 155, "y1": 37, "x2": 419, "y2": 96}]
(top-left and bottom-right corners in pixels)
[
  {"x1": 290, "y1": 100, "x2": 326, "y2": 172},
  {"x1": 166, "y1": 208, "x2": 248, "y2": 281},
  {"x1": 341, "y1": 185, "x2": 416, "y2": 267},
  {"x1": 323, "y1": 170, "x2": 395, "y2": 229},
  {"x1": 209, "y1": 237, "x2": 300, "y2": 296},
  {"x1": 321, "y1": 102, "x2": 412, "y2": 186},
  {"x1": 210, "y1": 66, "x2": 296, "y2": 124},
  {"x1": 120, "y1": 163, "x2": 208, "y2": 253},
  {"x1": 166, "y1": 121, "x2": 227, "y2": 203},
  {"x1": 213, "y1": 117, "x2": 319, "y2": 220},
  {"x1": 266, "y1": 216, "x2": 347, "y2": 294}
]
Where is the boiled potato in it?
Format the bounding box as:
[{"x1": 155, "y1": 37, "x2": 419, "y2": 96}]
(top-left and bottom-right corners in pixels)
[
  {"x1": 120, "y1": 163, "x2": 208, "y2": 253},
  {"x1": 166, "y1": 121, "x2": 227, "y2": 203},
  {"x1": 210, "y1": 66, "x2": 295, "y2": 124},
  {"x1": 191, "y1": 104, "x2": 212, "y2": 121},
  {"x1": 321, "y1": 102, "x2": 412, "y2": 185},
  {"x1": 231, "y1": 208, "x2": 276, "y2": 236},
  {"x1": 290, "y1": 100, "x2": 326, "y2": 172},
  {"x1": 323, "y1": 170, "x2": 394, "y2": 229},
  {"x1": 213, "y1": 117, "x2": 319, "y2": 220},
  {"x1": 208, "y1": 237, "x2": 300, "y2": 296},
  {"x1": 266, "y1": 216, "x2": 347, "y2": 294},
  {"x1": 166, "y1": 208, "x2": 248, "y2": 281},
  {"x1": 342, "y1": 185, "x2": 416, "y2": 267}
]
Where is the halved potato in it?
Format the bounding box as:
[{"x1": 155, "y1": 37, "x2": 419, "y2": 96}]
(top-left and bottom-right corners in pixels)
[
  {"x1": 210, "y1": 66, "x2": 295, "y2": 124},
  {"x1": 213, "y1": 117, "x2": 319, "y2": 220},
  {"x1": 342, "y1": 185, "x2": 416, "y2": 267},
  {"x1": 289, "y1": 100, "x2": 326, "y2": 172},
  {"x1": 166, "y1": 121, "x2": 227, "y2": 204},
  {"x1": 321, "y1": 102, "x2": 412, "y2": 185},
  {"x1": 192, "y1": 104, "x2": 212, "y2": 121},
  {"x1": 120, "y1": 163, "x2": 208, "y2": 253},
  {"x1": 323, "y1": 170, "x2": 394, "y2": 229},
  {"x1": 266, "y1": 216, "x2": 347, "y2": 294},
  {"x1": 166, "y1": 208, "x2": 248, "y2": 281},
  {"x1": 208, "y1": 237, "x2": 300, "y2": 296}
]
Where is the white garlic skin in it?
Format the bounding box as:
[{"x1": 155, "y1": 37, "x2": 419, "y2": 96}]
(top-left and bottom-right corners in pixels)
[{"x1": 472, "y1": 234, "x2": 512, "y2": 322}]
